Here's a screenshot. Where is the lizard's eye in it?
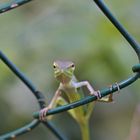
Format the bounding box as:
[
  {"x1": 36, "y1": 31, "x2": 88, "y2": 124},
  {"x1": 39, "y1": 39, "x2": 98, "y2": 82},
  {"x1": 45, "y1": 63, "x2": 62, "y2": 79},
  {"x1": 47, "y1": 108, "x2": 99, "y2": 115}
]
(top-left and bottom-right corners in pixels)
[
  {"x1": 70, "y1": 64, "x2": 75, "y2": 68},
  {"x1": 71, "y1": 64, "x2": 75, "y2": 68},
  {"x1": 53, "y1": 64, "x2": 57, "y2": 69}
]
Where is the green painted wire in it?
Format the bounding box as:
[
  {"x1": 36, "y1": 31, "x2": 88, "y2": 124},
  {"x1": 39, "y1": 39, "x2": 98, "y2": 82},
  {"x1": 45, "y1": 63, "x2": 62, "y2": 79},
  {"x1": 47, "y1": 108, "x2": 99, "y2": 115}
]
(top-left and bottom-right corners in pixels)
[
  {"x1": 0, "y1": 0, "x2": 33, "y2": 14},
  {"x1": 93, "y1": 0, "x2": 140, "y2": 59},
  {"x1": 0, "y1": 120, "x2": 39, "y2": 140}
]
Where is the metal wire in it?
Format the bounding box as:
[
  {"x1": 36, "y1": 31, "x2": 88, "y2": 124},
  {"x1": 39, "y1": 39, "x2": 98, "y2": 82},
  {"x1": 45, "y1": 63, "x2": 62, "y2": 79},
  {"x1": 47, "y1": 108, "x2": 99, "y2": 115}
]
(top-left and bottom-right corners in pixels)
[
  {"x1": 0, "y1": 0, "x2": 33, "y2": 14},
  {"x1": 0, "y1": 0, "x2": 140, "y2": 140}
]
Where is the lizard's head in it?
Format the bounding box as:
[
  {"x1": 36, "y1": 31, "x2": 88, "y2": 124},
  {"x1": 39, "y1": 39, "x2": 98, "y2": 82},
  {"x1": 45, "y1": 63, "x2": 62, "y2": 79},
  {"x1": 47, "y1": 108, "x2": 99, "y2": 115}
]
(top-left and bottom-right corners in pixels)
[{"x1": 53, "y1": 60, "x2": 75, "y2": 83}]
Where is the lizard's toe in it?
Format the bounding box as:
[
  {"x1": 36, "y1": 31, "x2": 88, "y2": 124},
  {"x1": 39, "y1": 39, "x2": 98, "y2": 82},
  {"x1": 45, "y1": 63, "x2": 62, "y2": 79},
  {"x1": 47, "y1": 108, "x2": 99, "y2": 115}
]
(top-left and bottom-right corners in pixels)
[
  {"x1": 92, "y1": 90, "x2": 101, "y2": 99},
  {"x1": 97, "y1": 90, "x2": 102, "y2": 99},
  {"x1": 39, "y1": 109, "x2": 46, "y2": 121}
]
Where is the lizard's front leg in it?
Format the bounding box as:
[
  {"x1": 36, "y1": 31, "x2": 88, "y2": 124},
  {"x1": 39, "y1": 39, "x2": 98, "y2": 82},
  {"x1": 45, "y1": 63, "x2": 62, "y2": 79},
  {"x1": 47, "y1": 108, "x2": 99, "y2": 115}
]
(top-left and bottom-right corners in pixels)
[
  {"x1": 74, "y1": 81, "x2": 101, "y2": 98},
  {"x1": 39, "y1": 89, "x2": 61, "y2": 121}
]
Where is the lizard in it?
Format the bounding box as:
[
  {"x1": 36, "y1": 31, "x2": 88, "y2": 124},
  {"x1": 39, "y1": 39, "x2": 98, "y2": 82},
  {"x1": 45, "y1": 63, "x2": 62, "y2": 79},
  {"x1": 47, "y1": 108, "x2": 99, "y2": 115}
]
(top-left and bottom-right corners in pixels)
[{"x1": 39, "y1": 60, "x2": 113, "y2": 140}]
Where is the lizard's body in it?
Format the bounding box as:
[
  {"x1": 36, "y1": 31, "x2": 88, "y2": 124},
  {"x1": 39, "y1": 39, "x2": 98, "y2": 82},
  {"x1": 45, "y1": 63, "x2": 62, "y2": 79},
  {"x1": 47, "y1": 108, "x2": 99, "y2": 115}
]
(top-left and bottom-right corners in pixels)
[{"x1": 59, "y1": 75, "x2": 95, "y2": 140}]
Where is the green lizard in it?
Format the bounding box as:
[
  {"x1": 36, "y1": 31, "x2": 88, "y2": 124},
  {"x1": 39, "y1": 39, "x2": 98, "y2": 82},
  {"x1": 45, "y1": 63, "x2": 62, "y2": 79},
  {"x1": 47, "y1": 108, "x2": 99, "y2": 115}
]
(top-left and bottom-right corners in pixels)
[{"x1": 39, "y1": 60, "x2": 113, "y2": 140}]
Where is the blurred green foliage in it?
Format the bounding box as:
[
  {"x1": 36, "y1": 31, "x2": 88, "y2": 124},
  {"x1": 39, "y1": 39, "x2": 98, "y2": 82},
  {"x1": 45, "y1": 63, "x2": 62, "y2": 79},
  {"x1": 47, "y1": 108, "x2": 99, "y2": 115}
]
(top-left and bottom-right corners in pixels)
[{"x1": 0, "y1": 0, "x2": 140, "y2": 140}]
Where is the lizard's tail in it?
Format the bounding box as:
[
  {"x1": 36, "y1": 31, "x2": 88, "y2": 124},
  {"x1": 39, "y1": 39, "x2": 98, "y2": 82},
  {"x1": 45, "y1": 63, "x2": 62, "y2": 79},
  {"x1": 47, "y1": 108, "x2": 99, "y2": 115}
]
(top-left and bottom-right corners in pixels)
[{"x1": 79, "y1": 120, "x2": 90, "y2": 140}]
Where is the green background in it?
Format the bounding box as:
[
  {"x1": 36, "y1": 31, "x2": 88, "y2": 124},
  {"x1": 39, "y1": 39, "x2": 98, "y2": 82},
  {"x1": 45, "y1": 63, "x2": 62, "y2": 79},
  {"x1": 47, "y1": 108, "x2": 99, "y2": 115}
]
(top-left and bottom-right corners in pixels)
[{"x1": 0, "y1": 0, "x2": 140, "y2": 140}]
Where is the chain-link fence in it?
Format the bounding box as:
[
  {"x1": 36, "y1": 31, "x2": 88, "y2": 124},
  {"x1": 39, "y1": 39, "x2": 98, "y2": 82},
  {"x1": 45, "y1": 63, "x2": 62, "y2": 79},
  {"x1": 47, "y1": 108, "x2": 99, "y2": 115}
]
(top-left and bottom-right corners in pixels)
[{"x1": 0, "y1": 0, "x2": 140, "y2": 140}]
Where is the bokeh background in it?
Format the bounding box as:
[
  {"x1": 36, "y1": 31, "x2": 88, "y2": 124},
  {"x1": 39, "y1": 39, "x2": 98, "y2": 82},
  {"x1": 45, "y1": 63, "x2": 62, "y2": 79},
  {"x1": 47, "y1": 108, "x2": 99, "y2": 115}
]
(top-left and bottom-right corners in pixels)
[{"x1": 0, "y1": 0, "x2": 140, "y2": 140}]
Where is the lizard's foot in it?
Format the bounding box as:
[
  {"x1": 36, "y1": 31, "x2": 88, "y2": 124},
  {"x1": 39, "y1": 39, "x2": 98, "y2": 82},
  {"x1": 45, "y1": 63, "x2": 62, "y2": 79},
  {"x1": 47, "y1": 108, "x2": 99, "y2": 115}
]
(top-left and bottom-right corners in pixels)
[
  {"x1": 39, "y1": 107, "x2": 50, "y2": 121},
  {"x1": 90, "y1": 90, "x2": 101, "y2": 99}
]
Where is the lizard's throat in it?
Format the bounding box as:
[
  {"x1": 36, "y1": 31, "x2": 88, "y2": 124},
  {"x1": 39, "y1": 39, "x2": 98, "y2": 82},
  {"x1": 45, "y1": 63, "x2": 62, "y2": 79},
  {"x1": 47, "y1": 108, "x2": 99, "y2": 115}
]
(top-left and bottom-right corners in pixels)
[{"x1": 56, "y1": 74, "x2": 71, "y2": 84}]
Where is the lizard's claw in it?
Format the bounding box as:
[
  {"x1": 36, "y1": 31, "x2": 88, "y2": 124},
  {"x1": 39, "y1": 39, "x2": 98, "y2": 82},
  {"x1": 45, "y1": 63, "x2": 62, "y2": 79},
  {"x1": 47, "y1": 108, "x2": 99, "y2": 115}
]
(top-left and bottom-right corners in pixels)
[
  {"x1": 97, "y1": 90, "x2": 102, "y2": 99},
  {"x1": 39, "y1": 107, "x2": 50, "y2": 121},
  {"x1": 90, "y1": 90, "x2": 101, "y2": 99}
]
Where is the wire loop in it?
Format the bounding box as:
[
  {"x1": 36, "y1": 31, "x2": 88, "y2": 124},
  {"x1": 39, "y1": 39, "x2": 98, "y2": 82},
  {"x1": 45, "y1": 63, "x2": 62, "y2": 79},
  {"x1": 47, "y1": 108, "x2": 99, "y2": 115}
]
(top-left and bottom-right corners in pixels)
[{"x1": 110, "y1": 83, "x2": 120, "y2": 94}]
